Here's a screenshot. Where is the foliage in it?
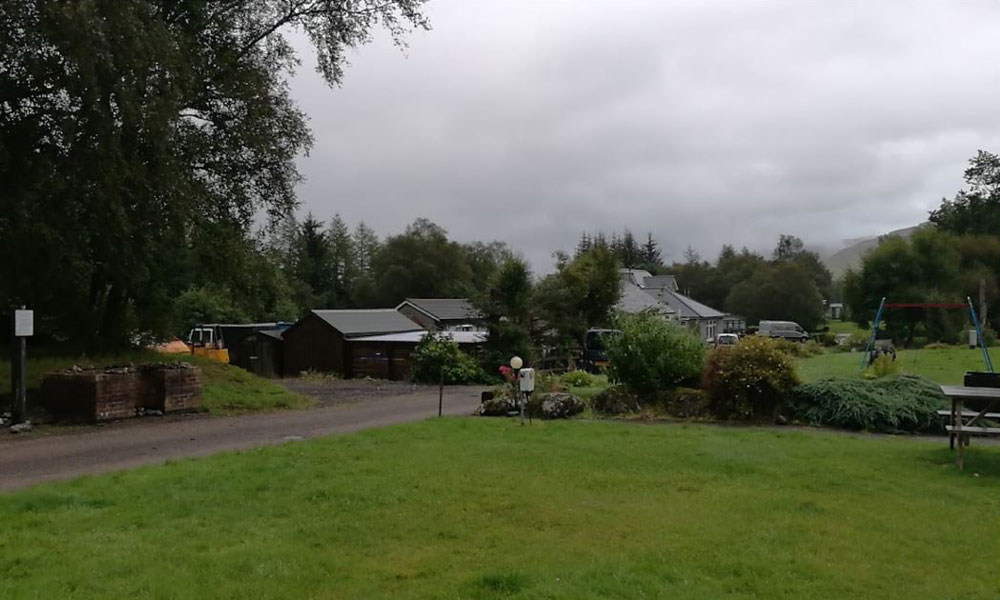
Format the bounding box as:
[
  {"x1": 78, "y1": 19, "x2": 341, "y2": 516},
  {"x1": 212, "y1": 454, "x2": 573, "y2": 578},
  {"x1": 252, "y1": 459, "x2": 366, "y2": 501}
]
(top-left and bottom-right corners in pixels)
[
  {"x1": 861, "y1": 354, "x2": 901, "y2": 379},
  {"x1": 560, "y1": 370, "x2": 596, "y2": 388},
  {"x1": 772, "y1": 338, "x2": 824, "y2": 358},
  {"x1": 174, "y1": 287, "x2": 252, "y2": 329},
  {"x1": 791, "y1": 375, "x2": 945, "y2": 433},
  {"x1": 0, "y1": 0, "x2": 427, "y2": 349},
  {"x1": 929, "y1": 150, "x2": 1000, "y2": 236},
  {"x1": 702, "y1": 336, "x2": 801, "y2": 420},
  {"x1": 372, "y1": 219, "x2": 474, "y2": 306},
  {"x1": 726, "y1": 262, "x2": 825, "y2": 331},
  {"x1": 590, "y1": 385, "x2": 642, "y2": 415},
  {"x1": 479, "y1": 257, "x2": 535, "y2": 372},
  {"x1": 534, "y1": 372, "x2": 567, "y2": 393},
  {"x1": 411, "y1": 334, "x2": 488, "y2": 385},
  {"x1": 662, "y1": 387, "x2": 710, "y2": 419},
  {"x1": 605, "y1": 313, "x2": 705, "y2": 395},
  {"x1": 532, "y1": 246, "x2": 621, "y2": 353}
]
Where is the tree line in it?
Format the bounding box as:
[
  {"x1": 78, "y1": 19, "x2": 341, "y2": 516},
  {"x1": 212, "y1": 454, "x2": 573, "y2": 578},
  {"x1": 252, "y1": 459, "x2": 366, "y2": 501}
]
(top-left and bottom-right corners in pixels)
[{"x1": 844, "y1": 150, "x2": 1000, "y2": 345}]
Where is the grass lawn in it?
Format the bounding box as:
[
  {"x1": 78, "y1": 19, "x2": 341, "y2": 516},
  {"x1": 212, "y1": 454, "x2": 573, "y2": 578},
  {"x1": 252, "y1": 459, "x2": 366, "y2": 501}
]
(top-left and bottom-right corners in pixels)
[
  {"x1": 0, "y1": 351, "x2": 310, "y2": 415},
  {"x1": 823, "y1": 321, "x2": 868, "y2": 337},
  {"x1": 1, "y1": 418, "x2": 997, "y2": 599},
  {"x1": 798, "y1": 347, "x2": 1000, "y2": 384},
  {"x1": 568, "y1": 373, "x2": 609, "y2": 399}
]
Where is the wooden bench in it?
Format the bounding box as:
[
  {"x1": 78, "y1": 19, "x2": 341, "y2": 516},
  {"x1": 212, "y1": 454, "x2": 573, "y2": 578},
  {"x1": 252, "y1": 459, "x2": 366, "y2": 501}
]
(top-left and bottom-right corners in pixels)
[{"x1": 939, "y1": 385, "x2": 1000, "y2": 469}]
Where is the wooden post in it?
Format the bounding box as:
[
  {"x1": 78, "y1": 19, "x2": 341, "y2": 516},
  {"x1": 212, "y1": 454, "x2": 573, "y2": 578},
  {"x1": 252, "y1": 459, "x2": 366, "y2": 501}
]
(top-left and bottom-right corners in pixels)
[
  {"x1": 438, "y1": 366, "x2": 443, "y2": 417},
  {"x1": 11, "y1": 309, "x2": 28, "y2": 424}
]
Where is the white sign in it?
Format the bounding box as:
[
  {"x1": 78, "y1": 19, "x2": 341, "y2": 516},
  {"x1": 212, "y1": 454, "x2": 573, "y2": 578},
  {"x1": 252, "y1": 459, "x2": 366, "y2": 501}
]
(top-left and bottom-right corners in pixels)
[
  {"x1": 14, "y1": 310, "x2": 33, "y2": 337},
  {"x1": 518, "y1": 368, "x2": 535, "y2": 393}
]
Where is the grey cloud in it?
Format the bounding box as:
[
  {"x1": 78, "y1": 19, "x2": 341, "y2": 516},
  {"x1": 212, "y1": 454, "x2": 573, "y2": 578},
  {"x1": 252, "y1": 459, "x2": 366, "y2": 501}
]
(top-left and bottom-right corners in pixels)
[{"x1": 287, "y1": 0, "x2": 1000, "y2": 270}]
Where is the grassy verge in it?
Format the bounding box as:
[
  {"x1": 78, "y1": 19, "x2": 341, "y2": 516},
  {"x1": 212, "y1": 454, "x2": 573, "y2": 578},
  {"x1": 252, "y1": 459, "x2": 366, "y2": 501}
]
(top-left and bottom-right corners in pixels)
[
  {"x1": 0, "y1": 418, "x2": 996, "y2": 598},
  {"x1": 798, "y1": 347, "x2": 1000, "y2": 384},
  {"x1": 0, "y1": 350, "x2": 310, "y2": 415},
  {"x1": 567, "y1": 373, "x2": 610, "y2": 399}
]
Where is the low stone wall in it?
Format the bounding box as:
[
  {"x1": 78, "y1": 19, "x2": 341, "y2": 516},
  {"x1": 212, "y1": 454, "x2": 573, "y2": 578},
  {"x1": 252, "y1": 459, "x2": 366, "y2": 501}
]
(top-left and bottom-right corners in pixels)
[
  {"x1": 41, "y1": 364, "x2": 202, "y2": 423},
  {"x1": 141, "y1": 365, "x2": 202, "y2": 413}
]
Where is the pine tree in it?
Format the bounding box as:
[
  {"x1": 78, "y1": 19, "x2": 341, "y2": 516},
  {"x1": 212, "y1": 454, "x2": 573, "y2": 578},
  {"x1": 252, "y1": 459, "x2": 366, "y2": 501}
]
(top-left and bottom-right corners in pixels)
[
  {"x1": 575, "y1": 232, "x2": 592, "y2": 257},
  {"x1": 328, "y1": 214, "x2": 355, "y2": 307},
  {"x1": 642, "y1": 232, "x2": 662, "y2": 267},
  {"x1": 621, "y1": 229, "x2": 640, "y2": 268}
]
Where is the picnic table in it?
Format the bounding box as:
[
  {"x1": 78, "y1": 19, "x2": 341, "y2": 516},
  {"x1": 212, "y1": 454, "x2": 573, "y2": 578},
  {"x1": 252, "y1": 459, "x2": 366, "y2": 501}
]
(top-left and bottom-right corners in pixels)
[{"x1": 939, "y1": 385, "x2": 1000, "y2": 469}]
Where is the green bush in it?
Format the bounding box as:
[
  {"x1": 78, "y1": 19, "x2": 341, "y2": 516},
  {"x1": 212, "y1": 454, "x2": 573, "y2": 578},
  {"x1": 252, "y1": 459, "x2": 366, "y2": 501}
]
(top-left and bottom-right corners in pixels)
[
  {"x1": 818, "y1": 331, "x2": 838, "y2": 347},
  {"x1": 591, "y1": 385, "x2": 642, "y2": 415},
  {"x1": 702, "y1": 336, "x2": 801, "y2": 421},
  {"x1": 791, "y1": 375, "x2": 945, "y2": 433},
  {"x1": 535, "y1": 371, "x2": 567, "y2": 393},
  {"x1": 861, "y1": 354, "x2": 901, "y2": 379},
  {"x1": 662, "y1": 387, "x2": 709, "y2": 418},
  {"x1": 560, "y1": 370, "x2": 595, "y2": 388},
  {"x1": 772, "y1": 338, "x2": 823, "y2": 358},
  {"x1": 605, "y1": 313, "x2": 704, "y2": 395},
  {"x1": 411, "y1": 334, "x2": 490, "y2": 385}
]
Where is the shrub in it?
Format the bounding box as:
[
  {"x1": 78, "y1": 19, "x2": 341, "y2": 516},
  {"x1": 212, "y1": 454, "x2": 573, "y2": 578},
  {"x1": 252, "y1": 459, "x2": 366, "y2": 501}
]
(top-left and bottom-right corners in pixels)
[
  {"x1": 791, "y1": 375, "x2": 945, "y2": 433},
  {"x1": 605, "y1": 313, "x2": 704, "y2": 395},
  {"x1": 411, "y1": 334, "x2": 489, "y2": 385},
  {"x1": 818, "y1": 331, "x2": 838, "y2": 347},
  {"x1": 861, "y1": 353, "x2": 901, "y2": 379},
  {"x1": 535, "y1": 371, "x2": 567, "y2": 393},
  {"x1": 772, "y1": 338, "x2": 823, "y2": 358},
  {"x1": 702, "y1": 336, "x2": 801, "y2": 421},
  {"x1": 662, "y1": 387, "x2": 709, "y2": 418},
  {"x1": 591, "y1": 385, "x2": 641, "y2": 415},
  {"x1": 560, "y1": 370, "x2": 595, "y2": 388}
]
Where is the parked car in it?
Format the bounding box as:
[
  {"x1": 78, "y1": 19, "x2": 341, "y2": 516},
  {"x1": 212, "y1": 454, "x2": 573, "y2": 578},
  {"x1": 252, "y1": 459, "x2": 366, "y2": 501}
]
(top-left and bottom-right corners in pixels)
[
  {"x1": 579, "y1": 328, "x2": 621, "y2": 373},
  {"x1": 758, "y1": 320, "x2": 808, "y2": 342},
  {"x1": 714, "y1": 333, "x2": 739, "y2": 346}
]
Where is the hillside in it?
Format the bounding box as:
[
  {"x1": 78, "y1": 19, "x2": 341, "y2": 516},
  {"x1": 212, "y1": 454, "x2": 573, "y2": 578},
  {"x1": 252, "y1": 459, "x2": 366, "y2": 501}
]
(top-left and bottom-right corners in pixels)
[{"x1": 822, "y1": 224, "x2": 925, "y2": 276}]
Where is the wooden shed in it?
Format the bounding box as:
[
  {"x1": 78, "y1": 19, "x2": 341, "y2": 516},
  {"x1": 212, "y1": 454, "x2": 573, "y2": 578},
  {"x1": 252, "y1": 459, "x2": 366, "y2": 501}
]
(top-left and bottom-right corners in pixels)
[{"x1": 282, "y1": 309, "x2": 425, "y2": 379}]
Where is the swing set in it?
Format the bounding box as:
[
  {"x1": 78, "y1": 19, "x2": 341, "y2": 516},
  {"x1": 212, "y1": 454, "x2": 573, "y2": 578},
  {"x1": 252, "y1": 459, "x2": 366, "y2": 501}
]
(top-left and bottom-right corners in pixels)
[{"x1": 858, "y1": 297, "x2": 994, "y2": 375}]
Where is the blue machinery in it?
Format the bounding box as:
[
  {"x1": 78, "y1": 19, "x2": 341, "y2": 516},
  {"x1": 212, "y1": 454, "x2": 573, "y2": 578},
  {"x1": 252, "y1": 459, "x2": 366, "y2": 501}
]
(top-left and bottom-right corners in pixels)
[{"x1": 858, "y1": 297, "x2": 994, "y2": 374}]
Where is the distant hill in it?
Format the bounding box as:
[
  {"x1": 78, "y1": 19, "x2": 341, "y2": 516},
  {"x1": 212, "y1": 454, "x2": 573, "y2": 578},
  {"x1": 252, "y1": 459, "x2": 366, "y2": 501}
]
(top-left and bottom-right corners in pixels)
[{"x1": 822, "y1": 224, "x2": 926, "y2": 276}]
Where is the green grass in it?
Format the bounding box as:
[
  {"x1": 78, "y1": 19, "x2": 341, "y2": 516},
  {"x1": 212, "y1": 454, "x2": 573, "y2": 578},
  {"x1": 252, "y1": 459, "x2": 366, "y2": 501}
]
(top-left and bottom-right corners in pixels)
[
  {"x1": 798, "y1": 347, "x2": 1000, "y2": 384},
  {"x1": 0, "y1": 350, "x2": 310, "y2": 415},
  {"x1": 823, "y1": 321, "x2": 868, "y2": 336},
  {"x1": 568, "y1": 373, "x2": 610, "y2": 399},
  {"x1": 1, "y1": 418, "x2": 997, "y2": 599}
]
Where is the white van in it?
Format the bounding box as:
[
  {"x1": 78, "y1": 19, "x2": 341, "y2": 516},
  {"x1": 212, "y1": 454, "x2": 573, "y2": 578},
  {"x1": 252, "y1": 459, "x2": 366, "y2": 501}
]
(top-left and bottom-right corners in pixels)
[{"x1": 758, "y1": 320, "x2": 808, "y2": 342}]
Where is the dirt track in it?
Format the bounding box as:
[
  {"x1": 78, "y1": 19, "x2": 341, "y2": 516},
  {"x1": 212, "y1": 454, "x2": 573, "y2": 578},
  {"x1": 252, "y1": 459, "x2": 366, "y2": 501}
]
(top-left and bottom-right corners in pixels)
[{"x1": 0, "y1": 384, "x2": 485, "y2": 492}]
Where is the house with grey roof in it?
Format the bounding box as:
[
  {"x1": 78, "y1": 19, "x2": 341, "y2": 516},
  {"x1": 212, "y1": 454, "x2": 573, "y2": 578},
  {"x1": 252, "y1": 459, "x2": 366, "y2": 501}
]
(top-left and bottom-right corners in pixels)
[
  {"x1": 396, "y1": 298, "x2": 485, "y2": 332},
  {"x1": 617, "y1": 268, "x2": 733, "y2": 341},
  {"x1": 283, "y1": 309, "x2": 425, "y2": 379}
]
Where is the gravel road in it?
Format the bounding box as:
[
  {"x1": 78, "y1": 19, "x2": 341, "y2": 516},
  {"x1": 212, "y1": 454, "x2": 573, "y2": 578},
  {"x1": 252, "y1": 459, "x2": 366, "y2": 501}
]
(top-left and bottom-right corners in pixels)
[{"x1": 0, "y1": 382, "x2": 485, "y2": 492}]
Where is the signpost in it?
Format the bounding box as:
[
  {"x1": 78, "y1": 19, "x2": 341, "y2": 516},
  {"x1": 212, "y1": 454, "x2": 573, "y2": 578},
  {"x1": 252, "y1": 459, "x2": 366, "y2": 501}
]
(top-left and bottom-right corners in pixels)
[{"x1": 11, "y1": 307, "x2": 32, "y2": 424}]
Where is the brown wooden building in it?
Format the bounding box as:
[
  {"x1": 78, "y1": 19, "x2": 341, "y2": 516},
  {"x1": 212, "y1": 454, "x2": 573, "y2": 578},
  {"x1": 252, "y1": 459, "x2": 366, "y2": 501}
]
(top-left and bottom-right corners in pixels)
[{"x1": 282, "y1": 309, "x2": 425, "y2": 379}]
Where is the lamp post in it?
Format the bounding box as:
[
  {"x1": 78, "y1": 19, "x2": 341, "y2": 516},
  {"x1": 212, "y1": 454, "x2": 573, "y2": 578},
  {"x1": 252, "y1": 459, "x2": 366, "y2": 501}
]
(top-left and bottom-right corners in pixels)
[{"x1": 510, "y1": 356, "x2": 523, "y2": 422}]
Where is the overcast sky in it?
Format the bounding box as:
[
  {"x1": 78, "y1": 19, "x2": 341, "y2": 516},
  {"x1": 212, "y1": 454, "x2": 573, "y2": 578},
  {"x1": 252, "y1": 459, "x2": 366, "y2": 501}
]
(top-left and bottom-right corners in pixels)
[{"x1": 288, "y1": 0, "x2": 1000, "y2": 271}]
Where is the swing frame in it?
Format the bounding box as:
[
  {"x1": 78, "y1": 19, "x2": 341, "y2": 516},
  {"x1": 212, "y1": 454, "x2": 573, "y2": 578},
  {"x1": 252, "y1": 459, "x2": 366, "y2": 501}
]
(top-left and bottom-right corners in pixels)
[{"x1": 858, "y1": 297, "x2": 994, "y2": 374}]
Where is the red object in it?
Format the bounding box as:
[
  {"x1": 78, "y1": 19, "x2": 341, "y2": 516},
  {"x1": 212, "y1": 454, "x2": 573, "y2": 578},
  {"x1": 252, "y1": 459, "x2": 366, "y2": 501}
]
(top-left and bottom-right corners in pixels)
[{"x1": 883, "y1": 303, "x2": 967, "y2": 309}]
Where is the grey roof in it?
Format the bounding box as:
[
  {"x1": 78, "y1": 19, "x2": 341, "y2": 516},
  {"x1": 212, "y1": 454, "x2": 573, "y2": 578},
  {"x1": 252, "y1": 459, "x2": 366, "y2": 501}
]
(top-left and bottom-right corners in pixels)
[
  {"x1": 645, "y1": 288, "x2": 725, "y2": 320},
  {"x1": 399, "y1": 298, "x2": 482, "y2": 322},
  {"x1": 617, "y1": 280, "x2": 676, "y2": 316},
  {"x1": 642, "y1": 275, "x2": 679, "y2": 292},
  {"x1": 618, "y1": 268, "x2": 652, "y2": 287},
  {"x1": 311, "y1": 309, "x2": 424, "y2": 338}
]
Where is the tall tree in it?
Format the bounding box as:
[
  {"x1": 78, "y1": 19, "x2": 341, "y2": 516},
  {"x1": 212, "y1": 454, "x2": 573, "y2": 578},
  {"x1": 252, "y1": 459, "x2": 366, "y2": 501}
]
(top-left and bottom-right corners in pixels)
[
  {"x1": 726, "y1": 262, "x2": 825, "y2": 331},
  {"x1": 0, "y1": 0, "x2": 428, "y2": 347},
  {"x1": 930, "y1": 150, "x2": 1000, "y2": 235},
  {"x1": 641, "y1": 232, "x2": 662, "y2": 269},
  {"x1": 372, "y1": 218, "x2": 473, "y2": 305},
  {"x1": 328, "y1": 214, "x2": 355, "y2": 306}
]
